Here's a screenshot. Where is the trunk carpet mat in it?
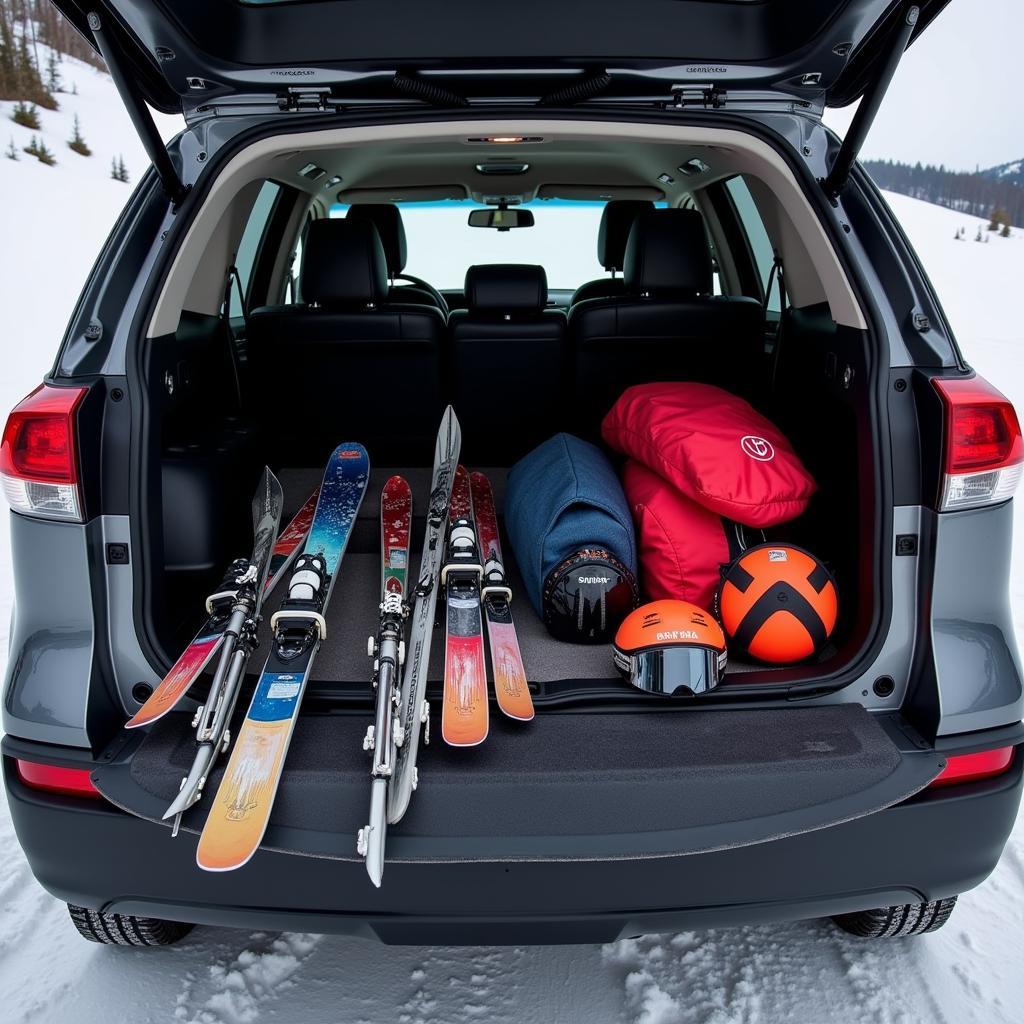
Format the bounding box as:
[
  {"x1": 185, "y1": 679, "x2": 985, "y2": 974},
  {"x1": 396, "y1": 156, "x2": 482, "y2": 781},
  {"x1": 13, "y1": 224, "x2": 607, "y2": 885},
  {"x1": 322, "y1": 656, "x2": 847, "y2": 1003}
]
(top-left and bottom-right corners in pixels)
[
  {"x1": 94, "y1": 705, "x2": 943, "y2": 863},
  {"x1": 269, "y1": 467, "x2": 762, "y2": 684}
]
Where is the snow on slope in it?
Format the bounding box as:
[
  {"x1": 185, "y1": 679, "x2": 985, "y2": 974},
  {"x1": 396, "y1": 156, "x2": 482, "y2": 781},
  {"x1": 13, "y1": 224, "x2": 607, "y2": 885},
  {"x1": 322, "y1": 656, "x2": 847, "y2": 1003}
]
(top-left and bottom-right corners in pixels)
[{"x1": 1, "y1": 61, "x2": 1024, "y2": 1021}]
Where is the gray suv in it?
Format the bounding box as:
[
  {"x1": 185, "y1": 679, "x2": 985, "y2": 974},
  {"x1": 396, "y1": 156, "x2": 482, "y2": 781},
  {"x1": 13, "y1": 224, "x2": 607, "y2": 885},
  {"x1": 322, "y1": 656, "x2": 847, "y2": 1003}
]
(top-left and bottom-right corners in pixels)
[{"x1": 3, "y1": 0, "x2": 1021, "y2": 946}]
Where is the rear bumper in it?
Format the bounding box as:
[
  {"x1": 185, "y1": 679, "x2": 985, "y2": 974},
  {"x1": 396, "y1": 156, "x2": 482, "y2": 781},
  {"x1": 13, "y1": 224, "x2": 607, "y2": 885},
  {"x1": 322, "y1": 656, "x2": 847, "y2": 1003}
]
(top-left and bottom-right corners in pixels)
[{"x1": 4, "y1": 742, "x2": 1021, "y2": 945}]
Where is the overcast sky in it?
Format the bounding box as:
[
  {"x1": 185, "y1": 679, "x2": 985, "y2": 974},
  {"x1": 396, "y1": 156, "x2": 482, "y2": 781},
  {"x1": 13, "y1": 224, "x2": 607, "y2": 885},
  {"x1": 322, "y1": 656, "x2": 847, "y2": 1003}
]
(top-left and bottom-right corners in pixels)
[{"x1": 822, "y1": 0, "x2": 1023, "y2": 171}]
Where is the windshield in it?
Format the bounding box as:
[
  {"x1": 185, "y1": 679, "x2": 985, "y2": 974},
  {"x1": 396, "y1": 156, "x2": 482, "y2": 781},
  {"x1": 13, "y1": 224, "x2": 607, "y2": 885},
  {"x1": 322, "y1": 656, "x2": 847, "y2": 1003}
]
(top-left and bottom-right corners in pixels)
[{"x1": 331, "y1": 200, "x2": 617, "y2": 291}]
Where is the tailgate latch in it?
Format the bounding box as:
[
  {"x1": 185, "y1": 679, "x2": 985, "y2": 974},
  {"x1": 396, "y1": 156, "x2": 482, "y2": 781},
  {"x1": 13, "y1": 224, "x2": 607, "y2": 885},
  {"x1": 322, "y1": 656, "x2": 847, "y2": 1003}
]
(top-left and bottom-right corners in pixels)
[
  {"x1": 278, "y1": 87, "x2": 332, "y2": 112},
  {"x1": 669, "y1": 85, "x2": 726, "y2": 109}
]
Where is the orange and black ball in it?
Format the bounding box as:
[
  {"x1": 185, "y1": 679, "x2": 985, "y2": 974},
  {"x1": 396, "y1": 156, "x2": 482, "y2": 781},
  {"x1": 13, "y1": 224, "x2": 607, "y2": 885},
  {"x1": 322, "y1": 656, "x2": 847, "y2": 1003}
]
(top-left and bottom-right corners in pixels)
[{"x1": 716, "y1": 544, "x2": 838, "y2": 664}]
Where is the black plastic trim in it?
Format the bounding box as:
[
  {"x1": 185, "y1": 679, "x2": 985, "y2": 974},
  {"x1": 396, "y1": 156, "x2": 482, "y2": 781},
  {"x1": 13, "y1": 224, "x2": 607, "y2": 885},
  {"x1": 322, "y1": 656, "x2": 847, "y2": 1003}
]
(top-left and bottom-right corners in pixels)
[{"x1": 4, "y1": 733, "x2": 1018, "y2": 944}]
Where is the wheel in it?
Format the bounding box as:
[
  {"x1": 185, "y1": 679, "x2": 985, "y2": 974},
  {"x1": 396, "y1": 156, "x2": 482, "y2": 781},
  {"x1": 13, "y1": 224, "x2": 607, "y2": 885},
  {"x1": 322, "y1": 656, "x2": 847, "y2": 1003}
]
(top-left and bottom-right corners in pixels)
[
  {"x1": 831, "y1": 896, "x2": 957, "y2": 938},
  {"x1": 67, "y1": 904, "x2": 194, "y2": 946}
]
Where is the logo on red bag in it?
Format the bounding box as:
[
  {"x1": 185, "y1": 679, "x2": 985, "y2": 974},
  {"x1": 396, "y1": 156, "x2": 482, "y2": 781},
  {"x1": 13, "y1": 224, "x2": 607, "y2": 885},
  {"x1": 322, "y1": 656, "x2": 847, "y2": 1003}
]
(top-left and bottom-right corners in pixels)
[{"x1": 741, "y1": 435, "x2": 775, "y2": 462}]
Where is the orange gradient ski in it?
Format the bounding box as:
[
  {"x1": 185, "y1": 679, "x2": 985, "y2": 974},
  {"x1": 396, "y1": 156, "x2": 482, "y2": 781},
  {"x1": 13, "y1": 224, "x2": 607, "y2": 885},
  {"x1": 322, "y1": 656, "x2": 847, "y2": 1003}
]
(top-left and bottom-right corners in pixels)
[
  {"x1": 440, "y1": 465, "x2": 489, "y2": 746},
  {"x1": 126, "y1": 633, "x2": 223, "y2": 729},
  {"x1": 469, "y1": 471, "x2": 534, "y2": 721},
  {"x1": 195, "y1": 674, "x2": 300, "y2": 871}
]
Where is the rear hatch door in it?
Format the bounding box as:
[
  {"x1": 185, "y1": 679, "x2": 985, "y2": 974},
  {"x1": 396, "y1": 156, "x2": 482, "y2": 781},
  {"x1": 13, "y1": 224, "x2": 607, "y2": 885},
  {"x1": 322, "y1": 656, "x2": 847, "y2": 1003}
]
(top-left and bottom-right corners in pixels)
[{"x1": 54, "y1": 0, "x2": 949, "y2": 115}]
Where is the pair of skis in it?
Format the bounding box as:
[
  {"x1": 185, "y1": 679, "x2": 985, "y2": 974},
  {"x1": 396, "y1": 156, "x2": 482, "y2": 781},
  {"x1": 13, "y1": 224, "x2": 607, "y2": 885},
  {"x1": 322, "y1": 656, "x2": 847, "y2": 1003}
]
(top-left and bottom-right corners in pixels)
[
  {"x1": 126, "y1": 484, "x2": 320, "y2": 733},
  {"x1": 358, "y1": 414, "x2": 533, "y2": 885},
  {"x1": 126, "y1": 445, "x2": 369, "y2": 871},
  {"x1": 441, "y1": 465, "x2": 535, "y2": 746}
]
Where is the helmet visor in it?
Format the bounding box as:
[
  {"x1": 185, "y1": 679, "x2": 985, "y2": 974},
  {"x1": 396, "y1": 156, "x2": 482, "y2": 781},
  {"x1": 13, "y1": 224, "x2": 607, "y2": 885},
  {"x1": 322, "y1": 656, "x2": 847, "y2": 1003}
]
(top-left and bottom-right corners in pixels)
[{"x1": 618, "y1": 645, "x2": 724, "y2": 696}]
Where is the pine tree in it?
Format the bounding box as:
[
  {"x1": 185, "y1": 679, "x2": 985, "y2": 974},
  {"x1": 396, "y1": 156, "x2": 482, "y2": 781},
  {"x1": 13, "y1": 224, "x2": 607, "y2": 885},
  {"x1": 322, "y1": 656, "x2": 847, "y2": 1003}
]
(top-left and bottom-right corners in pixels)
[
  {"x1": 11, "y1": 100, "x2": 39, "y2": 129},
  {"x1": 5, "y1": 135, "x2": 17, "y2": 160},
  {"x1": 23, "y1": 133, "x2": 39, "y2": 157},
  {"x1": 34, "y1": 136, "x2": 55, "y2": 166},
  {"x1": 70, "y1": 81, "x2": 77, "y2": 95},
  {"x1": 975, "y1": 225, "x2": 983, "y2": 242},
  {"x1": 988, "y1": 207, "x2": 1010, "y2": 231},
  {"x1": 14, "y1": 32, "x2": 56, "y2": 109},
  {"x1": 111, "y1": 154, "x2": 130, "y2": 183},
  {"x1": 45, "y1": 50, "x2": 61, "y2": 93},
  {"x1": 1001, "y1": 223, "x2": 1012, "y2": 238},
  {"x1": 68, "y1": 112, "x2": 90, "y2": 156},
  {"x1": 0, "y1": 8, "x2": 17, "y2": 100}
]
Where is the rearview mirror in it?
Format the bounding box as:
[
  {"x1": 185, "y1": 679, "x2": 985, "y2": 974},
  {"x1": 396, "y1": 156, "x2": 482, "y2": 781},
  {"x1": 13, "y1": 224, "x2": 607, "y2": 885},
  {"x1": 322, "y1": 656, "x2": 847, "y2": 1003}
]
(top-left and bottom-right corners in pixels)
[{"x1": 468, "y1": 207, "x2": 535, "y2": 230}]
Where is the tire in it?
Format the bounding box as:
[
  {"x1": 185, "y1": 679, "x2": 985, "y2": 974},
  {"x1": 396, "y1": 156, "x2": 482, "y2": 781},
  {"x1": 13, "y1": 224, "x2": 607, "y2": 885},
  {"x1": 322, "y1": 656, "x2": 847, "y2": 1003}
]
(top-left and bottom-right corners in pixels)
[
  {"x1": 66, "y1": 904, "x2": 194, "y2": 946},
  {"x1": 831, "y1": 896, "x2": 958, "y2": 938}
]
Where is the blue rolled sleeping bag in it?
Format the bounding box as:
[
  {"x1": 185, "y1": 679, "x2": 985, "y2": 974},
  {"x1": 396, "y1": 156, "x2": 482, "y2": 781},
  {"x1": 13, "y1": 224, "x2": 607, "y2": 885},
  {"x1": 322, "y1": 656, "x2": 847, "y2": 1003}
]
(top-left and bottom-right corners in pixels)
[{"x1": 505, "y1": 433, "x2": 639, "y2": 643}]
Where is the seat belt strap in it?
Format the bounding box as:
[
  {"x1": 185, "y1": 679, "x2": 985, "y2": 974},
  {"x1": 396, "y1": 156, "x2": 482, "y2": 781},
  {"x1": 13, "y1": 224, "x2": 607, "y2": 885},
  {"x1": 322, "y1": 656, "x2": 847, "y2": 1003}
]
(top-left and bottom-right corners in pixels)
[
  {"x1": 765, "y1": 253, "x2": 786, "y2": 393},
  {"x1": 221, "y1": 264, "x2": 246, "y2": 411}
]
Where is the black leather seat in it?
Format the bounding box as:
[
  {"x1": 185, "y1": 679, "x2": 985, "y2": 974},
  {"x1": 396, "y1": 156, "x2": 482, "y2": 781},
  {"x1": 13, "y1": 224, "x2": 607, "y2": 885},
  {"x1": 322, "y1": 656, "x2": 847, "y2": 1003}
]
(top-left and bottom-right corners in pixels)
[
  {"x1": 569, "y1": 208, "x2": 765, "y2": 433},
  {"x1": 570, "y1": 200, "x2": 654, "y2": 305},
  {"x1": 448, "y1": 264, "x2": 567, "y2": 461},
  {"x1": 345, "y1": 203, "x2": 447, "y2": 315},
  {"x1": 247, "y1": 218, "x2": 445, "y2": 460}
]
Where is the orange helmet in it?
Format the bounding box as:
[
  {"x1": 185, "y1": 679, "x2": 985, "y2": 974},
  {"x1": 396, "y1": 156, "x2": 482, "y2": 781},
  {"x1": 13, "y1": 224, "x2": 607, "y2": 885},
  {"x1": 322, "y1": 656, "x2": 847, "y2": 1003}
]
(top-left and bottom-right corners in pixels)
[
  {"x1": 716, "y1": 544, "x2": 838, "y2": 664},
  {"x1": 613, "y1": 600, "x2": 727, "y2": 696}
]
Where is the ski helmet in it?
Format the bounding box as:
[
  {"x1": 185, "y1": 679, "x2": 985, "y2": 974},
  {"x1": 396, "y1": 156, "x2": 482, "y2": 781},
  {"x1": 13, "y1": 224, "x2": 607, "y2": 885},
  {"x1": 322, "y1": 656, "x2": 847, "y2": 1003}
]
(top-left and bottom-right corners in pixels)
[
  {"x1": 613, "y1": 600, "x2": 727, "y2": 696},
  {"x1": 543, "y1": 548, "x2": 639, "y2": 644},
  {"x1": 716, "y1": 543, "x2": 838, "y2": 664}
]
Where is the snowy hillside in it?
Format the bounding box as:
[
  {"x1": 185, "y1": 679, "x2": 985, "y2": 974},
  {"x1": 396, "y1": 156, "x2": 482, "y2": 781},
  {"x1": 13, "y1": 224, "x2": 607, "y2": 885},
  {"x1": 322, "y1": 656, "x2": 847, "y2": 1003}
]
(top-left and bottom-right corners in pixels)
[
  {"x1": 983, "y1": 158, "x2": 1024, "y2": 188},
  {"x1": 1, "y1": 60, "x2": 1024, "y2": 1024}
]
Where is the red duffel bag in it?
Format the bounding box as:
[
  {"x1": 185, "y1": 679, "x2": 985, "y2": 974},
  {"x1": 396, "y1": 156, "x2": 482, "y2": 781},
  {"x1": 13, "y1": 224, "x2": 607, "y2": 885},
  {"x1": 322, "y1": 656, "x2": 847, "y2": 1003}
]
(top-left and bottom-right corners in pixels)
[
  {"x1": 602, "y1": 382, "x2": 816, "y2": 528},
  {"x1": 623, "y1": 460, "x2": 729, "y2": 610}
]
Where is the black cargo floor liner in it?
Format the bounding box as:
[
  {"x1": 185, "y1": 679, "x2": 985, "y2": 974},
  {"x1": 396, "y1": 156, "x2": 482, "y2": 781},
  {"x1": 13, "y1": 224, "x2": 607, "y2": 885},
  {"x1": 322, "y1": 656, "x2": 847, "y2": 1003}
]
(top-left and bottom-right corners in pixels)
[{"x1": 95, "y1": 705, "x2": 942, "y2": 864}]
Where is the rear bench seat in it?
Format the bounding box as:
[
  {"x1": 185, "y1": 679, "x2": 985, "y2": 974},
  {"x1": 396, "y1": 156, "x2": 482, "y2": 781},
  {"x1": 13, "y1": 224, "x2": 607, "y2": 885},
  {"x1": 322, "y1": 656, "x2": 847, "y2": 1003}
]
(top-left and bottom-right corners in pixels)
[
  {"x1": 448, "y1": 264, "x2": 567, "y2": 462},
  {"x1": 569, "y1": 208, "x2": 766, "y2": 435},
  {"x1": 245, "y1": 212, "x2": 765, "y2": 462},
  {"x1": 246, "y1": 218, "x2": 445, "y2": 462}
]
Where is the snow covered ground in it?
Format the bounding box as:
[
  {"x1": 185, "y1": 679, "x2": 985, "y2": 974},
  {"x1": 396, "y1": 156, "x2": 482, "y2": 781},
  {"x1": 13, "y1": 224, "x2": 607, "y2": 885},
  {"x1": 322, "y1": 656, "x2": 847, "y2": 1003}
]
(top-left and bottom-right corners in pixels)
[{"x1": 1, "y1": 58, "x2": 1023, "y2": 1023}]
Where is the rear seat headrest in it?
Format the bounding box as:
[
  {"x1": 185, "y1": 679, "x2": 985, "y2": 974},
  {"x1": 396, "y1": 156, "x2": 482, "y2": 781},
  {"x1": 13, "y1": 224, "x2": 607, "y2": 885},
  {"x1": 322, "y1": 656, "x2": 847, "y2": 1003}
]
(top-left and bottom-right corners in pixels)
[
  {"x1": 597, "y1": 200, "x2": 655, "y2": 272},
  {"x1": 300, "y1": 219, "x2": 389, "y2": 307},
  {"x1": 464, "y1": 264, "x2": 548, "y2": 314},
  {"x1": 345, "y1": 203, "x2": 407, "y2": 277},
  {"x1": 624, "y1": 209, "x2": 713, "y2": 297}
]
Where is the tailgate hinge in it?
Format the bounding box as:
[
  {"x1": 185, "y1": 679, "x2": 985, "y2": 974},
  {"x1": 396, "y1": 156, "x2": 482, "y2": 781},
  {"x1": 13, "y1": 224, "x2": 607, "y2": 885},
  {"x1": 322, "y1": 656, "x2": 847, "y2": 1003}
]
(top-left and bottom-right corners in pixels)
[
  {"x1": 669, "y1": 84, "x2": 726, "y2": 109},
  {"x1": 278, "y1": 87, "x2": 332, "y2": 112}
]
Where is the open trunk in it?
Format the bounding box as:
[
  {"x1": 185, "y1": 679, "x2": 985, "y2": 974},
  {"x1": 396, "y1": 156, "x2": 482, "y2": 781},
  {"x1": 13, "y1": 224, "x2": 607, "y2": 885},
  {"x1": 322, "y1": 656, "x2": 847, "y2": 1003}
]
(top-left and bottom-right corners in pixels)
[
  {"x1": 102, "y1": 111, "x2": 908, "y2": 865},
  {"x1": 145, "y1": 309, "x2": 875, "y2": 702}
]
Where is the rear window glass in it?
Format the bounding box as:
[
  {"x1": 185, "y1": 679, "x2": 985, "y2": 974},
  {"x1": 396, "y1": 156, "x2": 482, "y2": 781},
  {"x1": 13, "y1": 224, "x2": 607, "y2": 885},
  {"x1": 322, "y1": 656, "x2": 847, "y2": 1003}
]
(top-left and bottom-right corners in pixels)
[
  {"x1": 330, "y1": 199, "x2": 664, "y2": 292},
  {"x1": 724, "y1": 176, "x2": 780, "y2": 312},
  {"x1": 231, "y1": 180, "x2": 281, "y2": 316}
]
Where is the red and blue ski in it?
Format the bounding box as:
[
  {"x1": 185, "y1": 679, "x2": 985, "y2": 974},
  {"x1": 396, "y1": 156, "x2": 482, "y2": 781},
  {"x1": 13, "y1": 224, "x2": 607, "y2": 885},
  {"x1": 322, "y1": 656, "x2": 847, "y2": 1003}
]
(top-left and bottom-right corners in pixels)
[
  {"x1": 126, "y1": 471, "x2": 292, "y2": 731},
  {"x1": 196, "y1": 444, "x2": 369, "y2": 871}
]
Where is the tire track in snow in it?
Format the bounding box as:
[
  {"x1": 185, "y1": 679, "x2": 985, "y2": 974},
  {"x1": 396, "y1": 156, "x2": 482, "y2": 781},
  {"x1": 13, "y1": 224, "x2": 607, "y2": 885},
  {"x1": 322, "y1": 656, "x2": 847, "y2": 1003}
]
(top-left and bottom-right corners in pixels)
[{"x1": 173, "y1": 931, "x2": 321, "y2": 1024}]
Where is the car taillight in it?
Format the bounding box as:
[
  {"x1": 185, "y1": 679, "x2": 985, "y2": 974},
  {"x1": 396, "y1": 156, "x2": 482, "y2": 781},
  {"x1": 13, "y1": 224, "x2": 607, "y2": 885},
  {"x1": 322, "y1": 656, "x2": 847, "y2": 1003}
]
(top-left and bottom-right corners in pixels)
[
  {"x1": 929, "y1": 747, "x2": 1015, "y2": 788},
  {"x1": 15, "y1": 759, "x2": 102, "y2": 798},
  {"x1": 0, "y1": 384, "x2": 87, "y2": 521},
  {"x1": 933, "y1": 376, "x2": 1023, "y2": 512}
]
